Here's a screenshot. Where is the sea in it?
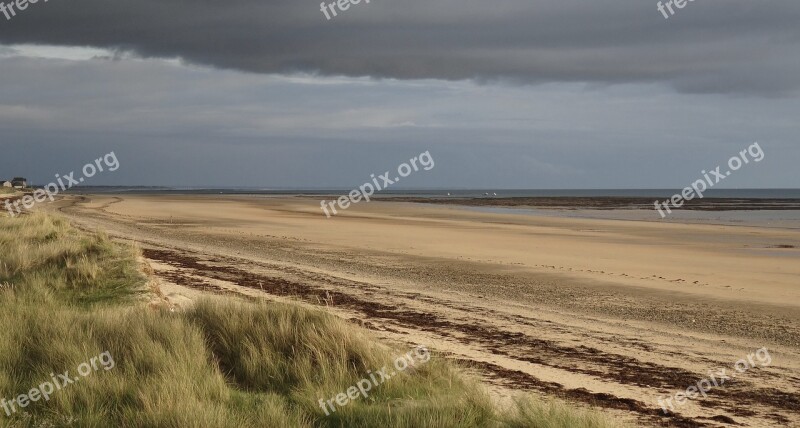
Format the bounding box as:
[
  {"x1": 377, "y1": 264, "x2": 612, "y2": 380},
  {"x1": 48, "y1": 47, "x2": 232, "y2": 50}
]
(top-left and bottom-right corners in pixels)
[
  {"x1": 72, "y1": 187, "x2": 800, "y2": 199},
  {"x1": 70, "y1": 187, "x2": 800, "y2": 228}
]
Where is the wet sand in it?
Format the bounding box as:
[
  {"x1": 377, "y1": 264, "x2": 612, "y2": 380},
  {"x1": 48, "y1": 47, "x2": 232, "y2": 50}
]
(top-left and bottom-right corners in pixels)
[
  {"x1": 381, "y1": 196, "x2": 800, "y2": 211},
  {"x1": 49, "y1": 194, "x2": 800, "y2": 427}
]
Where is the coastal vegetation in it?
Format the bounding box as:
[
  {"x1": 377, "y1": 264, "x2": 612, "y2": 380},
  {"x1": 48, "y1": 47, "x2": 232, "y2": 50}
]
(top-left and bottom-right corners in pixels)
[{"x1": 0, "y1": 212, "x2": 618, "y2": 427}]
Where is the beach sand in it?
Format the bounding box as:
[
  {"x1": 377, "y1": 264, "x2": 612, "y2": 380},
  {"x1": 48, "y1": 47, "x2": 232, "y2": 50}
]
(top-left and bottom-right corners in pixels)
[{"x1": 49, "y1": 194, "x2": 800, "y2": 427}]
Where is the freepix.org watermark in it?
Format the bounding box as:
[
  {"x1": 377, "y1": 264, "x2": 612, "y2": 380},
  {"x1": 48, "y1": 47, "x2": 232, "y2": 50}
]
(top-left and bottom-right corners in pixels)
[
  {"x1": 318, "y1": 345, "x2": 430, "y2": 416},
  {"x1": 654, "y1": 142, "x2": 764, "y2": 218},
  {"x1": 320, "y1": 0, "x2": 370, "y2": 20},
  {"x1": 0, "y1": 0, "x2": 50, "y2": 21},
  {"x1": 657, "y1": 0, "x2": 696, "y2": 20},
  {"x1": 1, "y1": 351, "x2": 115, "y2": 417},
  {"x1": 320, "y1": 151, "x2": 434, "y2": 218},
  {"x1": 4, "y1": 151, "x2": 119, "y2": 218},
  {"x1": 658, "y1": 347, "x2": 771, "y2": 414}
]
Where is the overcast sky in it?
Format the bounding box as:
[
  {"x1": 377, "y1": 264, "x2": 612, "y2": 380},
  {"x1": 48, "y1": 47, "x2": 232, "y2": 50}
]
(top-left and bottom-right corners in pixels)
[{"x1": 0, "y1": 0, "x2": 798, "y2": 188}]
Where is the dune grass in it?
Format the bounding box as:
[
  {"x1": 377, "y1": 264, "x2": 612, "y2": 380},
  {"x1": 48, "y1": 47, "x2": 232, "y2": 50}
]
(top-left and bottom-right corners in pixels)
[{"x1": 0, "y1": 212, "x2": 621, "y2": 427}]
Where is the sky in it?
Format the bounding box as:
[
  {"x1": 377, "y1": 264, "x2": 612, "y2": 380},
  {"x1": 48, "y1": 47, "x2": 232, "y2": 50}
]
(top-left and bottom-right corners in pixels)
[{"x1": 0, "y1": 0, "x2": 798, "y2": 189}]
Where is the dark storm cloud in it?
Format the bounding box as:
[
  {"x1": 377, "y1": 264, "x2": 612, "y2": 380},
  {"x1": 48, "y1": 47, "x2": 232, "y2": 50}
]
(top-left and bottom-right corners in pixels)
[
  {"x1": 1, "y1": 55, "x2": 798, "y2": 189},
  {"x1": 1, "y1": 0, "x2": 798, "y2": 95}
]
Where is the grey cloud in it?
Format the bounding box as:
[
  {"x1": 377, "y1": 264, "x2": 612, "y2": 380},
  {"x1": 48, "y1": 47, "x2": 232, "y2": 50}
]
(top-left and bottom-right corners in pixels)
[
  {"x1": 1, "y1": 55, "x2": 799, "y2": 189},
  {"x1": 0, "y1": 0, "x2": 798, "y2": 95}
]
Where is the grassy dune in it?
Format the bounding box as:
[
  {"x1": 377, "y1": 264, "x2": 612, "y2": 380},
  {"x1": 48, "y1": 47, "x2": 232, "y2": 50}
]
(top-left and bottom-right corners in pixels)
[
  {"x1": 0, "y1": 189, "x2": 17, "y2": 201},
  {"x1": 0, "y1": 213, "x2": 619, "y2": 427}
]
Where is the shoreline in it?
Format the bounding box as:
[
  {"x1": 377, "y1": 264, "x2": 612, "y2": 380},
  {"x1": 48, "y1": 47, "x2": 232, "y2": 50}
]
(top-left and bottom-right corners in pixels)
[
  {"x1": 370, "y1": 196, "x2": 800, "y2": 211},
  {"x1": 44, "y1": 193, "x2": 800, "y2": 427}
]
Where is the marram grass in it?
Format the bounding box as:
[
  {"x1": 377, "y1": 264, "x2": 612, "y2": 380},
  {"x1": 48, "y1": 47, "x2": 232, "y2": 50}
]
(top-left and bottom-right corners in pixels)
[{"x1": 0, "y1": 212, "x2": 621, "y2": 427}]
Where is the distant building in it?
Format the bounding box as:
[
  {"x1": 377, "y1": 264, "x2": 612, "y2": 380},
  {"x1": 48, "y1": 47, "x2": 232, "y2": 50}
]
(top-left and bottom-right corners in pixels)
[
  {"x1": 11, "y1": 177, "x2": 27, "y2": 189},
  {"x1": 1, "y1": 180, "x2": 11, "y2": 188}
]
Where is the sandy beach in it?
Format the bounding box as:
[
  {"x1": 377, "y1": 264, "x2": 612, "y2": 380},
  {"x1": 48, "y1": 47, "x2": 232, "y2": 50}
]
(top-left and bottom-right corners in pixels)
[{"x1": 50, "y1": 194, "x2": 800, "y2": 427}]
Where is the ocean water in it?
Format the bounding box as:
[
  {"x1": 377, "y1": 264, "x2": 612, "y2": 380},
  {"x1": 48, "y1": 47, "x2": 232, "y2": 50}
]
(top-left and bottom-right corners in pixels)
[
  {"x1": 72, "y1": 186, "x2": 800, "y2": 227},
  {"x1": 75, "y1": 187, "x2": 800, "y2": 199}
]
